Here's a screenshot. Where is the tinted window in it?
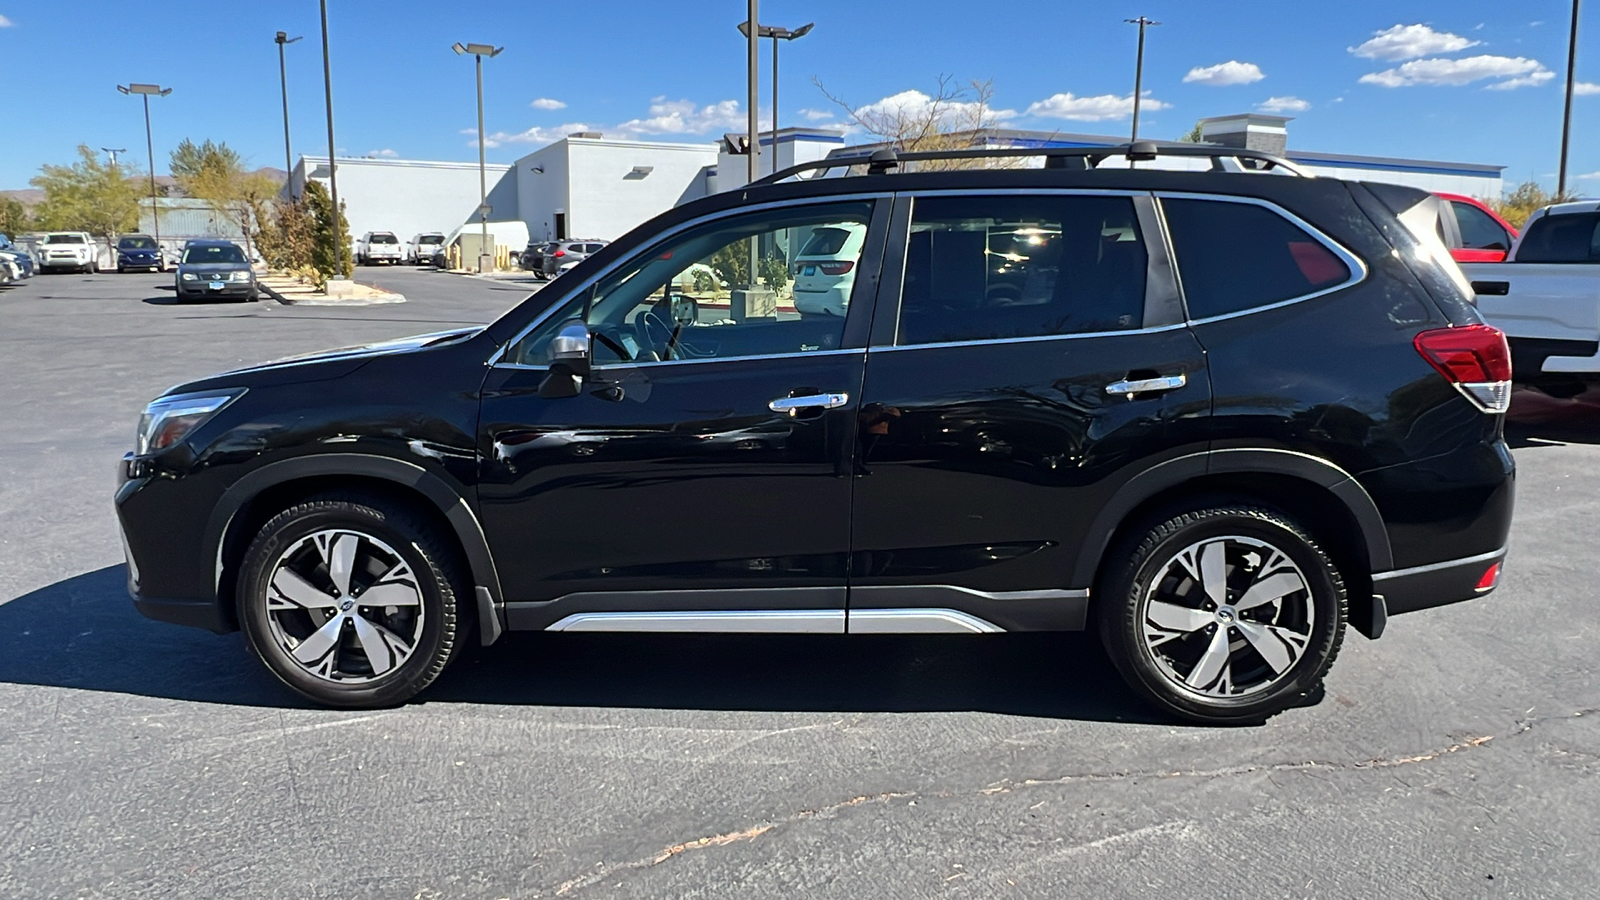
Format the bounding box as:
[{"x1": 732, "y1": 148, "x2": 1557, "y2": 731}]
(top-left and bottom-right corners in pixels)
[
  {"x1": 183, "y1": 244, "x2": 246, "y2": 264},
  {"x1": 420, "y1": 235, "x2": 444, "y2": 245},
  {"x1": 1163, "y1": 198, "x2": 1351, "y2": 320},
  {"x1": 1451, "y1": 201, "x2": 1511, "y2": 251},
  {"x1": 119, "y1": 236, "x2": 157, "y2": 249},
  {"x1": 897, "y1": 194, "x2": 1147, "y2": 345},
  {"x1": 800, "y1": 227, "x2": 854, "y2": 257},
  {"x1": 1516, "y1": 213, "x2": 1600, "y2": 263},
  {"x1": 46, "y1": 234, "x2": 86, "y2": 244},
  {"x1": 370, "y1": 233, "x2": 399, "y2": 244}
]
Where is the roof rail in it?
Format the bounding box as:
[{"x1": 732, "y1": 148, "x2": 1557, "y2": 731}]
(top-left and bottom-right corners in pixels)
[{"x1": 753, "y1": 142, "x2": 1311, "y2": 186}]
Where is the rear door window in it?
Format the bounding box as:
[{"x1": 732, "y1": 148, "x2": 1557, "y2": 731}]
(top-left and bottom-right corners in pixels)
[
  {"x1": 1162, "y1": 197, "x2": 1353, "y2": 320},
  {"x1": 897, "y1": 194, "x2": 1149, "y2": 345},
  {"x1": 1451, "y1": 201, "x2": 1512, "y2": 251},
  {"x1": 1515, "y1": 212, "x2": 1600, "y2": 263}
]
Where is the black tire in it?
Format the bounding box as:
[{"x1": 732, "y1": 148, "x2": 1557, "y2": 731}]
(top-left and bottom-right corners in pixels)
[
  {"x1": 238, "y1": 493, "x2": 467, "y2": 707},
  {"x1": 1097, "y1": 504, "x2": 1346, "y2": 724},
  {"x1": 117, "y1": 266, "x2": 126, "y2": 274}
]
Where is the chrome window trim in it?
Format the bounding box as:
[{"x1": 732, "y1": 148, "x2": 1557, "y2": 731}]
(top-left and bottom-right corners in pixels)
[
  {"x1": 492, "y1": 347, "x2": 864, "y2": 372},
  {"x1": 898, "y1": 188, "x2": 1147, "y2": 199},
  {"x1": 871, "y1": 321, "x2": 1190, "y2": 354},
  {"x1": 489, "y1": 193, "x2": 893, "y2": 367},
  {"x1": 1371, "y1": 546, "x2": 1506, "y2": 582},
  {"x1": 1153, "y1": 191, "x2": 1370, "y2": 326}
]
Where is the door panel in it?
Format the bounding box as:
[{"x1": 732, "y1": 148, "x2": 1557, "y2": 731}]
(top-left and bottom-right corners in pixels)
[{"x1": 479, "y1": 352, "x2": 865, "y2": 624}]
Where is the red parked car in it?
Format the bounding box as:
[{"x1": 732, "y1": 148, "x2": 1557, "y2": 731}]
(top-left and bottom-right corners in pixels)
[{"x1": 1435, "y1": 193, "x2": 1518, "y2": 263}]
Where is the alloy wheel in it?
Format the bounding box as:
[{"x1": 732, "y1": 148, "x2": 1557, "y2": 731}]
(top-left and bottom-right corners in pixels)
[
  {"x1": 263, "y1": 529, "x2": 426, "y2": 683},
  {"x1": 1140, "y1": 535, "x2": 1314, "y2": 698}
]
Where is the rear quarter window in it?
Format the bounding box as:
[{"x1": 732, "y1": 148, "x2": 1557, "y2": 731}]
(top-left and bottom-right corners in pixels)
[
  {"x1": 1515, "y1": 212, "x2": 1600, "y2": 263},
  {"x1": 1163, "y1": 198, "x2": 1353, "y2": 320}
]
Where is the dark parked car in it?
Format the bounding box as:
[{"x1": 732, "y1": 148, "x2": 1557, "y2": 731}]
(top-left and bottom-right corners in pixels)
[
  {"x1": 173, "y1": 240, "x2": 258, "y2": 302},
  {"x1": 116, "y1": 234, "x2": 164, "y2": 273},
  {"x1": 518, "y1": 240, "x2": 546, "y2": 274},
  {"x1": 117, "y1": 144, "x2": 1514, "y2": 723},
  {"x1": 539, "y1": 239, "x2": 607, "y2": 278}
]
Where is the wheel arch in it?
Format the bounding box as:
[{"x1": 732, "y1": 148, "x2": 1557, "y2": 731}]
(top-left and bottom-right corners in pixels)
[
  {"x1": 1075, "y1": 450, "x2": 1391, "y2": 635},
  {"x1": 206, "y1": 454, "x2": 502, "y2": 632}
]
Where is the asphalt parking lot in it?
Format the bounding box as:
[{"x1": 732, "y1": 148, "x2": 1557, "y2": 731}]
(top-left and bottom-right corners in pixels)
[{"x1": 1, "y1": 267, "x2": 1597, "y2": 899}]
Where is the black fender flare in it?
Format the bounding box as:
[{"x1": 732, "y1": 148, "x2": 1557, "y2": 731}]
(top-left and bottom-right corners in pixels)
[
  {"x1": 204, "y1": 453, "x2": 504, "y2": 613},
  {"x1": 1070, "y1": 448, "x2": 1393, "y2": 588}
]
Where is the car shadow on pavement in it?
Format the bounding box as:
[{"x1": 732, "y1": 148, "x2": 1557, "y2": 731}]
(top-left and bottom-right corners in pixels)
[{"x1": 0, "y1": 565, "x2": 1164, "y2": 723}]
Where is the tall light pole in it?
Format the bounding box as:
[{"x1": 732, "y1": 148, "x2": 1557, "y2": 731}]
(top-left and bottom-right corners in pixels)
[
  {"x1": 318, "y1": 0, "x2": 343, "y2": 276},
  {"x1": 100, "y1": 147, "x2": 127, "y2": 167},
  {"x1": 738, "y1": 20, "x2": 814, "y2": 175},
  {"x1": 745, "y1": 0, "x2": 760, "y2": 187},
  {"x1": 1559, "y1": 0, "x2": 1582, "y2": 197},
  {"x1": 453, "y1": 41, "x2": 504, "y2": 273},
  {"x1": 1124, "y1": 16, "x2": 1161, "y2": 145},
  {"x1": 275, "y1": 31, "x2": 303, "y2": 195},
  {"x1": 117, "y1": 83, "x2": 171, "y2": 250}
]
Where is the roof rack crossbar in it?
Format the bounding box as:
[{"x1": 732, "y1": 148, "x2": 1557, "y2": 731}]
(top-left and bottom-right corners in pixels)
[{"x1": 752, "y1": 143, "x2": 1310, "y2": 186}]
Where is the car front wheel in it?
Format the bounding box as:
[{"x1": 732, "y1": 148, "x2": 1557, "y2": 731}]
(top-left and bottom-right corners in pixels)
[
  {"x1": 1098, "y1": 504, "x2": 1346, "y2": 724},
  {"x1": 238, "y1": 493, "x2": 466, "y2": 707}
]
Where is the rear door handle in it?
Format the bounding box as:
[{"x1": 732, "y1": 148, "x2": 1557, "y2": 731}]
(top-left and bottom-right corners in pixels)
[
  {"x1": 769, "y1": 392, "x2": 851, "y2": 413},
  {"x1": 1105, "y1": 374, "x2": 1186, "y2": 397},
  {"x1": 1471, "y1": 280, "x2": 1510, "y2": 296}
]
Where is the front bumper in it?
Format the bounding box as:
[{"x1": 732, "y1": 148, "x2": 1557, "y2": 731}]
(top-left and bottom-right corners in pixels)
[
  {"x1": 177, "y1": 280, "x2": 256, "y2": 298},
  {"x1": 118, "y1": 453, "x2": 235, "y2": 633}
]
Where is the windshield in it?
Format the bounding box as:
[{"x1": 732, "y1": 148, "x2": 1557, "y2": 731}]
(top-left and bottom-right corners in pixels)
[
  {"x1": 46, "y1": 234, "x2": 87, "y2": 244},
  {"x1": 119, "y1": 236, "x2": 157, "y2": 250},
  {"x1": 419, "y1": 234, "x2": 444, "y2": 245},
  {"x1": 183, "y1": 245, "x2": 246, "y2": 264},
  {"x1": 370, "y1": 234, "x2": 399, "y2": 244}
]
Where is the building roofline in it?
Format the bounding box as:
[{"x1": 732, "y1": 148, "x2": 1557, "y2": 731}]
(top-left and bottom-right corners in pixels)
[{"x1": 297, "y1": 155, "x2": 512, "y2": 172}]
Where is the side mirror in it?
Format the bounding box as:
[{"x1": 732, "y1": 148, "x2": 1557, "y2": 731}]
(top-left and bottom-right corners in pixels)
[{"x1": 537, "y1": 319, "x2": 591, "y2": 399}]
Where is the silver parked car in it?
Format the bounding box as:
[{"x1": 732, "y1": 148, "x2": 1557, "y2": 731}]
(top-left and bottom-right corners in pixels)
[{"x1": 539, "y1": 239, "x2": 608, "y2": 278}]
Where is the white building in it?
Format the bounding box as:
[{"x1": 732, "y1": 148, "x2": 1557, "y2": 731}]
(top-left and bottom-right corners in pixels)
[
  {"x1": 512, "y1": 133, "x2": 718, "y2": 244},
  {"x1": 288, "y1": 155, "x2": 517, "y2": 247}
]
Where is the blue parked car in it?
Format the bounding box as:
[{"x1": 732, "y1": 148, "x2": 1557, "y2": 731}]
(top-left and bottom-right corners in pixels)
[
  {"x1": 116, "y1": 234, "x2": 165, "y2": 273},
  {"x1": 0, "y1": 232, "x2": 35, "y2": 279}
]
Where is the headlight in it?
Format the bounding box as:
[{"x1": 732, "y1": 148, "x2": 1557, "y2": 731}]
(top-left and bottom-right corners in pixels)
[
  {"x1": 136, "y1": 389, "x2": 245, "y2": 455},
  {"x1": 229, "y1": 270, "x2": 252, "y2": 283},
  {"x1": 181, "y1": 272, "x2": 197, "y2": 281}
]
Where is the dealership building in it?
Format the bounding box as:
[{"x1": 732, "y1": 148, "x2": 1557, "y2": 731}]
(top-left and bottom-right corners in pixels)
[{"x1": 284, "y1": 114, "x2": 1503, "y2": 258}]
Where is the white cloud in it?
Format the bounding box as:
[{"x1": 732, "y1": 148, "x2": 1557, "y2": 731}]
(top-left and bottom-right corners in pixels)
[
  {"x1": 0, "y1": 14, "x2": 13, "y2": 26},
  {"x1": 614, "y1": 97, "x2": 748, "y2": 135},
  {"x1": 847, "y1": 89, "x2": 1017, "y2": 130},
  {"x1": 529, "y1": 97, "x2": 567, "y2": 110},
  {"x1": 1026, "y1": 92, "x2": 1169, "y2": 121},
  {"x1": 1360, "y1": 55, "x2": 1552, "y2": 89},
  {"x1": 1350, "y1": 24, "x2": 1480, "y2": 61},
  {"x1": 368, "y1": 148, "x2": 399, "y2": 159},
  {"x1": 1183, "y1": 61, "x2": 1265, "y2": 86},
  {"x1": 797, "y1": 108, "x2": 836, "y2": 122},
  {"x1": 1574, "y1": 82, "x2": 1600, "y2": 95},
  {"x1": 476, "y1": 122, "x2": 594, "y2": 148},
  {"x1": 1258, "y1": 96, "x2": 1311, "y2": 113}
]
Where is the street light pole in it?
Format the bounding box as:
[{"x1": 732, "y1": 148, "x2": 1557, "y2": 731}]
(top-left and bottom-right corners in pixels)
[
  {"x1": 746, "y1": 0, "x2": 760, "y2": 188},
  {"x1": 100, "y1": 147, "x2": 127, "y2": 167},
  {"x1": 318, "y1": 0, "x2": 344, "y2": 276},
  {"x1": 1124, "y1": 16, "x2": 1161, "y2": 145},
  {"x1": 117, "y1": 83, "x2": 171, "y2": 251},
  {"x1": 740, "y1": 20, "x2": 814, "y2": 176},
  {"x1": 1559, "y1": 0, "x2": 1582, "y2": 197},
  {"x1": 275, "y1": 32, "x2": 303, "y2": 196},
  {"x1": 453, "y1": 42, "x2": 504, "y2": 274}
]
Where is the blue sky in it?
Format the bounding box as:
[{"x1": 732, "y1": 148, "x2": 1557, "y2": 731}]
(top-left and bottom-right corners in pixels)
[{"x1": 2, "y1": 0, "x2": 1598, "y2": 194}]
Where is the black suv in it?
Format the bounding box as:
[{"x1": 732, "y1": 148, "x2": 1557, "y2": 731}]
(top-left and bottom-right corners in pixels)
[{"x1": 116, "y1": 144, "x2": 1514, "y2": 723}]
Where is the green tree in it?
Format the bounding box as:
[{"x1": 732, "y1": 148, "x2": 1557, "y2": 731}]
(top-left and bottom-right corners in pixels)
[
  {"x1": 1177, "y1": 121, "x2": 1205, "y2": 143},
  {"x1": 29, "y1": 145, "x2": 142, "y2": 238},
  {"x1": 1485, "y1": 181, "x2": 1578, "y2": 230},
  {"x1": 303, "y1": 180, "x2": 353, "y2": 279},
  {"x1": 169, "y1": 138, "x2": 246, "y2": 202},
  {"x1": 0, "y1": 196, "x2": 31, "y2": 234}
]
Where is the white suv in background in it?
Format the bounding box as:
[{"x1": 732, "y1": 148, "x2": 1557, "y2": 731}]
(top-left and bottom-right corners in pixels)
[
  {"x1": 356, "y1": 231, "x2": 403, "y2": 265},
  {"x1": 791, "y1": 222, "x2": 867, "y2": 316},
  {"x1": 407, "y1": 232, "x2": 446, "y2": 265},
  {"x1": 38, "y1": 232, "x2": 100, "y2": 274}
]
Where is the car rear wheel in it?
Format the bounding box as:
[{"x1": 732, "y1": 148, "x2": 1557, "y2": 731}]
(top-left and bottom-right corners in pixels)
[
  {"x1": 1097, "y1": 504, "x2": 1346, "y2": 724},
  {"x1": 238, "y1": 493, "x2": 466, "y2": 707}
]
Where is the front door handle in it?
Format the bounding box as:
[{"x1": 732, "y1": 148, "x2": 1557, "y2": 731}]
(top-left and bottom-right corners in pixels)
[
  {"x1": 1105, "y1": 374, "x2": 1186, "y2": 398},
  {"x1": 769, "y1": 392, "x2": 850, "y2": 414}
]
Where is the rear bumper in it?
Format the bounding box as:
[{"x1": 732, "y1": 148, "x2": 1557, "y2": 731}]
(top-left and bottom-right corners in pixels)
[{"x1": 1374, "y1": 546, "x2": 1506, "y2": 615}]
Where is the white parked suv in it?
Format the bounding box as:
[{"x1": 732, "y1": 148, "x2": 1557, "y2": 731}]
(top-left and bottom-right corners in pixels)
[
  {"x1": 38, "y1": 232, "x2": 100, "y2": 274},
  {"x1": 356, "y1": 231, "x2": 403, "y2": 265},
  {"x1": 791, "y1": 222, "x2": 867, "y2": 316},
  {"x1": 406, "y1": 232, "x2": 446, "y2": 265}
]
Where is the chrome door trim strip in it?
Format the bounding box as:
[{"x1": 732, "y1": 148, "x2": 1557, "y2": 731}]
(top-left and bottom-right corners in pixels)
[
  {"x1": 1151, "y1": 191, "x2": 1370, "y2": 326},
  {"x1": 869, "y1": 322, "x2": 1190, "y2": 354},
  {"x1": 847, "y1": 608, "x2": 1003, "y2": 634},
  {"x1": 851, "y1": 585, "x2": 1091, "y2": 602},
  {"x1": 489, "y1": 193, "x2": 894, "y2": 367},
  {"x1": 1371, "y1": 547, "x2": 1506, "y2": 582},
  {"x1": 545, "y1": 610, "x2": 846, "y2": 633},
  {"x1": 493, "y1": 347, "x2": 864, "y2": 372}
]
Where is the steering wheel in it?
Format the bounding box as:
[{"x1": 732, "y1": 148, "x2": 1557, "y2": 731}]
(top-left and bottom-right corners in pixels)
[{"x1": 640, "y1": 293, "x2": 700, "y2": 360}]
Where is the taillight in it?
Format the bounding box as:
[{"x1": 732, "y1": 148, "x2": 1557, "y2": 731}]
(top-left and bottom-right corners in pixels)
[
  {"x1": 1475, "y1": 562, "x2": 1502, "y2": 592},
  {"x1": 816, "y1": 261, "x2": 854, "y2": 276},
  {"x1": 553, "y1": 249, "x2": 566, "y2": 257},
  {"x1": 1413, "y1": 324, "x2": 1512, "y2": 413}
]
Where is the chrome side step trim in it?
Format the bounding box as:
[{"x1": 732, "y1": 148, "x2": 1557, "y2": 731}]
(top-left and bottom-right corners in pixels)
[
  {"x1": 847, "y1": 608, "x2": 1003, "y2": 634},
  {"x1": 545, "y1": 610, "x2": 845, "y2": 633},
  {"x1": 1371, "y1": 546, "x2": 1506, "y2": 582}
]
